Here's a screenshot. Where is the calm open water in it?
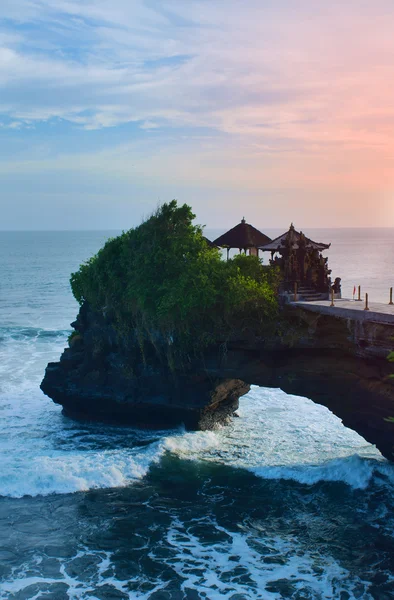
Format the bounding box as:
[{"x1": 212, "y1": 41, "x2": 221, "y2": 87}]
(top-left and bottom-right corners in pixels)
[{"x1": 0, "y1": 229, "x2": 394, "y2": 600}]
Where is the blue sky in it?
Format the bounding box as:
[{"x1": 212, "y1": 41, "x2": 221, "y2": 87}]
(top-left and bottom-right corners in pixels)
[{"x1": 1, "y1": 1, "x2": 394, "y2": 229}]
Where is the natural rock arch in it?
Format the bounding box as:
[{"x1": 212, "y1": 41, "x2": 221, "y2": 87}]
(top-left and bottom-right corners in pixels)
[{"x1": 41, "y1": 307, "x2": 394, "y2": 461}]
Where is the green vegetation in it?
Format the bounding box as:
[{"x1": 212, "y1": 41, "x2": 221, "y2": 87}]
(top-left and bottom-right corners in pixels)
[
  {"x1": 68, "y1": 330, "x2": 82, "y2": 346},
  {"x1": 389, "y1": 350, "x2": 394, "y2": 377},
  {"x1": 70, "y1": 201, "x2": 280, "y2": 366}
]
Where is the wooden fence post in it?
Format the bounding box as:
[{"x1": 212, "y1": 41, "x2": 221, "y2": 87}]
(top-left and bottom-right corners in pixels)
[
  {"x1": 364, "y1": 293, "x2": 370, "y2": 311},
  {"x1": 330, "y1": 289, "x2": 335, "y2": 307}
]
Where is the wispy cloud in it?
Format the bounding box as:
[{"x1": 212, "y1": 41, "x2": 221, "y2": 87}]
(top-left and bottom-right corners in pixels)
[{"x1": 1, "y1": 1, "x2": 394, "y2": 227}]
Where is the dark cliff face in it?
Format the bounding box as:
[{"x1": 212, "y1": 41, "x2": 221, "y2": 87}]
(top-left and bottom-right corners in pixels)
[
  {"x1": 40, "y1": 302, "x2": 250, "y2": 430},
  {"x1": 41, "y1": 303, "x2": 394, "y2": 461}
]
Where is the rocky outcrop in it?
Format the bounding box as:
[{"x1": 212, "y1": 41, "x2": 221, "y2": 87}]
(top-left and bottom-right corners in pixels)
[
  {"x1": 41, "y1": 303, "x2": 394, "y2": 460},
  {"x1": 41, "y1": 303, "x2": 250, "y2": 430},
  {"x1": 210, "y1": 307, "x2": 394, "y2": 460}
]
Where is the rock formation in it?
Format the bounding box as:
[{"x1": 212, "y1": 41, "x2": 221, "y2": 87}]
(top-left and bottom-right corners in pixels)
[
  {"x1": 41, "y1": 302, "x2": 394, "y2": 460},
  {"x1": 41, "y1": 302, "x2": 250, "y2": 430}
]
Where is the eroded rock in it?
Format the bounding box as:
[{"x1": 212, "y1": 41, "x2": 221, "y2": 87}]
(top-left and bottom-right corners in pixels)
[{"x1": 41, "y1": 303, "x2": 394, "y2": 460}]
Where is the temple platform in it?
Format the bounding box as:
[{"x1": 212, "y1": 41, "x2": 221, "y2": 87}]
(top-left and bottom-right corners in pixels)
[{"x1": 294, "y1": 298, "x2": 394, "y2": 324}]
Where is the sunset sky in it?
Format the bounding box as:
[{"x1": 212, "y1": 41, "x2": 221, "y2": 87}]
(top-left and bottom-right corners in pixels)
[{"x1": 1, "y1": 0, "x2": 394, "y2": 229}]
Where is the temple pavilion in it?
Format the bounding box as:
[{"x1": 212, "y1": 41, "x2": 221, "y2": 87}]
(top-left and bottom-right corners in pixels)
[
  {"x1": 203, "y1": 236, "x2": 218, "y2": 249},
  {"x1": 213, "y1": 218, "x2": 272, "y2": 259},
  {"x1": 212, "y1": 219, "x2": 334, "y2": 297},
  {"x1": 260, "y1": 224, "x2": 332, "y2": 294}
]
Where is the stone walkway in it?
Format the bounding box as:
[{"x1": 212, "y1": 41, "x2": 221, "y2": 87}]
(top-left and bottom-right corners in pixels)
[{"x1": 294, "y1": 298, "x2": 394, "y2": 323}]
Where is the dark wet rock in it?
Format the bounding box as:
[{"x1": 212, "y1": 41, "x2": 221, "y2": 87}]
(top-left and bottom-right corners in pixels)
[
  {"x1": 41, "y1": 303, "x2": 394, "y2": 460},
  {"x1": 41, "y1": 303, "x2": 250, "y2": 430}
]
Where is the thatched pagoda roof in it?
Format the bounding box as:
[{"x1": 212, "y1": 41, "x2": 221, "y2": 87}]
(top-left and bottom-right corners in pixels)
[
  {"x1": 203, "y1": 236, "x2": 218, "y2": 248},
  {"x1": 213, "y1": 218, "x2": 271, "y2": 249},
  {"x1": 260, "y1": 224, "x2": 330, "y2": 252}
]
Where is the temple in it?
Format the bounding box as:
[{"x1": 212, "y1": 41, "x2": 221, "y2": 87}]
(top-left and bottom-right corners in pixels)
[
  {"x1": 203, "y1": 236, "x2": 218, "y2": 249},
  {"x1": 260, "y1": 224, "x2": 334, "y2": 299},
  {"x1": 213, "y1": 218, "x2": 272, "y2": 259},
  {"x1": 209, "y1": 220, "x2": 337, "y2": 301}
]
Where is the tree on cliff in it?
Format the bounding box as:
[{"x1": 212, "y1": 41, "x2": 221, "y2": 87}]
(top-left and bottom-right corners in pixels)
[{"x1": 70, "y1": 201, "x2": 279, "y2": 366}]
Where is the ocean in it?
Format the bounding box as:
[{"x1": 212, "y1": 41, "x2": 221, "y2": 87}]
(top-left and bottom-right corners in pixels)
[{"x1": 0, "y1": 228, "x2": 394, "y2": 600}]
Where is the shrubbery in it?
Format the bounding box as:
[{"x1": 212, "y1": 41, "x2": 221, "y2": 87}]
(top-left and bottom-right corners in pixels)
[
  {"x1": 389, "y1": 351, "x2": 394, "y2": 380},
  {"x1": 70, "y1": 201, "x2": 280, "y2": 365}
]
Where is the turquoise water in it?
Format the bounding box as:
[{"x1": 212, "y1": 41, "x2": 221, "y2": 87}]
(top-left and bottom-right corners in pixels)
[{"x1": 0, "y1": 230, "x2": 394, "y2": 599}]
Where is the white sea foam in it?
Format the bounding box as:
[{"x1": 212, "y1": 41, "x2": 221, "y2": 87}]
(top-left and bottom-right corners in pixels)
[
  {"x1": 0, "y1": 325, "x2": 167, "y2": 498},
  {"x1": 163, "y1": 429, "x2": 221, "y2": 454},
  {"x1": 251, "y1": 454, "x2": 392, "y2": 489},
  {"x1": 159, "y1": 386, "x2": 390, "y2": 490},
  {"x1": 160, "y1": 517, "x2": 374, "y2": 600},
  {"x1": 0, "y1": 376, "x2": 391, "y2": 497},
  {"x1": 0, "y1": 444, "x2": 165, "y2": 498},
  {"x1": 0, "y1": 319, "x2": 392, "y2": 498},
  {"x1": 0, "y1": 548, "x2": 167, "y2": 600},
  {"x1": 0, "y1": 517, "x2": 376, "y2": 600}
]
